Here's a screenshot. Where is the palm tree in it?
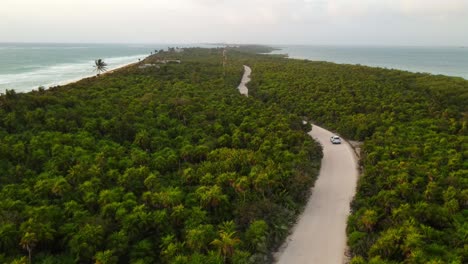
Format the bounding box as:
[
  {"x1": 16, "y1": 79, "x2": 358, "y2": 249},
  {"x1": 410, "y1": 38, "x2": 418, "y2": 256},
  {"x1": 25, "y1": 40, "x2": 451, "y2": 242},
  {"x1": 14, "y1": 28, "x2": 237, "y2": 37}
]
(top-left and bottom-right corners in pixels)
[
  {"x1": 211, "y1": 230, "x2": 240, "y2": 263},
  {"x1": 94, "y1": 59, "x2": 108, "y2": 76},
  {"x1": 20, "y1": 232, "x2": 37, "y2": 264}
]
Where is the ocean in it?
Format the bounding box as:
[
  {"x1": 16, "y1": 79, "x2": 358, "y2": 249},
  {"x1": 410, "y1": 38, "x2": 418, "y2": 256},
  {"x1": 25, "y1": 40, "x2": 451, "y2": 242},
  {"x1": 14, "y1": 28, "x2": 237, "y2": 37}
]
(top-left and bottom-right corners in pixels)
[
  {"x1": 0, "y1": 43, "x2": 206, "y2": 93},
  {"x1": 1, "y1": 44, "x2": 467, "y2": 94},
  {"x1": 270, "y1": 45, "x2": 468, "y2": 80}
]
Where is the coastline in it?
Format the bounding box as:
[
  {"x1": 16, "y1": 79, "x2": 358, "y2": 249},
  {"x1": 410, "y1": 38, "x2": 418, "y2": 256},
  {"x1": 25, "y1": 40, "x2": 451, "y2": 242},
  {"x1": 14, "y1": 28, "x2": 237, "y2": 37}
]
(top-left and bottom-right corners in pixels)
[
  {"x1": 45, "y1": 60, "x2": 141, "y2": 90},
  {"x1": 39, "y1": 57, "x2": 145, "y2": 91},
  {"x1": 1, "y1": 54, "x2": 148, "y2": 94},
  {"x1": 267, "y1": 46, "x2": 468, "y2": 80}
]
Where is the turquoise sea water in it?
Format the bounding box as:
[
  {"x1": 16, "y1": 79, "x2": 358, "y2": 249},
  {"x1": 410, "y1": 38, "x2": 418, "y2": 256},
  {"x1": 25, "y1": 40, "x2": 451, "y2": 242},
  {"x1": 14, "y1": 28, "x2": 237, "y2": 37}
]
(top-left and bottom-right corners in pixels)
[
  {"x1": 0, "y1": 43, "x2": 204, "y2": 93},
  {"x1": 270, "y1": 45, "x2": 468, "y2": 80}
]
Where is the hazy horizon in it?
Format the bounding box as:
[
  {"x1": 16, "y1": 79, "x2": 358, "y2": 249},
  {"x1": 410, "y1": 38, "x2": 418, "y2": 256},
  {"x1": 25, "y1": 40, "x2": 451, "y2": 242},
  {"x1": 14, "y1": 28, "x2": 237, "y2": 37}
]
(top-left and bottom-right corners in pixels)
[
  {"x1": 2, "y1": 0, "x2": 468, "y2": 46},
  {"x1": 1, "y1": 42, "x2": 467, "y2": 48}
]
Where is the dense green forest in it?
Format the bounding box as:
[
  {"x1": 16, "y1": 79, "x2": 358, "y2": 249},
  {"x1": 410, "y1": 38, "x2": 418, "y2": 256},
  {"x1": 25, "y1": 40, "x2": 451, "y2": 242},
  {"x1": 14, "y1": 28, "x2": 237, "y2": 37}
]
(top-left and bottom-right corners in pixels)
[
  {"x1": 236, "y1": 51, "x2": 467, "y2": 263},
  {"x1": 0, "y1": 48, "x2": 322, "y2": 263},
  {"x1": 1, "y1": 46, "x2": 467, "y2": 264}
]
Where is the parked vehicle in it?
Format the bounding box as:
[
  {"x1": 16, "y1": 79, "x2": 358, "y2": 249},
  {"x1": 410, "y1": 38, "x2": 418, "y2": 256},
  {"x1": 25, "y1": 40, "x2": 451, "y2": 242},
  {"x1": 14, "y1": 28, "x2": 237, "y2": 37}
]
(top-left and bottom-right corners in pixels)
[{"x1": 330, "y1": 135, "x2": 342, "y2": 144}]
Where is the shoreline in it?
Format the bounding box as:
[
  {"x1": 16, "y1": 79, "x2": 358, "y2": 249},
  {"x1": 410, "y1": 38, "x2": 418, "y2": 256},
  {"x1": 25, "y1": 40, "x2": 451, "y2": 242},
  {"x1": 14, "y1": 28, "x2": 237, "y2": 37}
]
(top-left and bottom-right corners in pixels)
[
  {"x1": 59, "y1": 59, "x2": 141, "y2": 87},
  {"x1": 40, "y1": 57, "x2": 145, "y2": 90},
  {"x1": 267, "y1": 47, "x2": 468, "y2": 80},
  {"x1": 1, "y1": 54, "x2": 148, "y2": 94}
]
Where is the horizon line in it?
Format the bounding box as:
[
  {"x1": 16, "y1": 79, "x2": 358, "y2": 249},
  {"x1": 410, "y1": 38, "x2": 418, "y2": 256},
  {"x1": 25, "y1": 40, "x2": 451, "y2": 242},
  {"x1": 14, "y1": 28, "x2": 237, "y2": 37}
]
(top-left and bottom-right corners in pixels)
[{"x1": 0, "y1": 41, "x2": 466, "y2": 48}]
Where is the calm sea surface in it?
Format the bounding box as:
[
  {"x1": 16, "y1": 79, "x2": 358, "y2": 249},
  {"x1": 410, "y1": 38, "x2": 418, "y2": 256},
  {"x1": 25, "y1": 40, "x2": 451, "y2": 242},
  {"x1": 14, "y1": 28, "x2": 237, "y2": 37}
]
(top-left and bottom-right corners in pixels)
[
  {"x1": 0, "y1": 43, "x2": 207, "y2": 93},
  {"x1": 270, "y1": 45, "x2": 468, "y2": 80}
]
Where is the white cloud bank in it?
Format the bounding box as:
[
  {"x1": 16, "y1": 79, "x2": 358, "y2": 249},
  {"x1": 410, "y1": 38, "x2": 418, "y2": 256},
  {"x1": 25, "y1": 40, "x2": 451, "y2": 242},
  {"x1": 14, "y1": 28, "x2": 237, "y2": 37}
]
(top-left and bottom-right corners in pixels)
[{"x1": 1, "y1": 0, "x2": 467, "y2": 45}]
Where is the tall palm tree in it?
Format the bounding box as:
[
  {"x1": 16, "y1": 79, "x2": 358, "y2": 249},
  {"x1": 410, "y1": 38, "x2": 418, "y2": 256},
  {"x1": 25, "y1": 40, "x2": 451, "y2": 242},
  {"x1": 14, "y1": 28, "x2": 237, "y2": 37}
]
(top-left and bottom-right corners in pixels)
[
  {"x1": 94, "y1": 59, "x2": 108, "y2": 76},
  {"x1": 20, "y1": 232, "x2": 37, "y2": 264}
]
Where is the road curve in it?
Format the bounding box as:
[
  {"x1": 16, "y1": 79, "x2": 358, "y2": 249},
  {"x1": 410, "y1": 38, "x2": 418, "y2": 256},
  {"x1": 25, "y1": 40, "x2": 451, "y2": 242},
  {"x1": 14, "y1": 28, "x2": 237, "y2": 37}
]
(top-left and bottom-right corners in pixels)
[
  {"x1": 275, "y1": 124, "x2": 359, "y2": 264},
  {"x1": 237, "y1": 65, "x2": 251, "y2": 96},
  {"x1": 235, "y1": 66, "x2": 359, "y2": 263}
]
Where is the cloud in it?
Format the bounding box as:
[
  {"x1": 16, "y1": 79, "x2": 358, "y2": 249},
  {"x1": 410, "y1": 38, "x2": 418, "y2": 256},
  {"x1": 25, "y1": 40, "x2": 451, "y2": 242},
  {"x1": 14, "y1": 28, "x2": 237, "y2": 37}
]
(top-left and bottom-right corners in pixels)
[
  {"x1": 1, "y1": 0, "x2": 467, "y2": 44},
  {"x1": 398, "y1": 0, "x2": 468, "y2": 16}
]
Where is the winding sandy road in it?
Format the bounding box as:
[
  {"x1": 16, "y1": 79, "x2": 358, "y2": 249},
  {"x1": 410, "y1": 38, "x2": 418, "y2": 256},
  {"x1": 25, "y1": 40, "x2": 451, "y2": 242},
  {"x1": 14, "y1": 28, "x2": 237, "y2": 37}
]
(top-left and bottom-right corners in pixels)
[
  {"x1": 237, "y1": 66, "x2": 359, "y2": 263},
  {"x1": 237, "y1": 65, "x2": 251, "y2": 96},
  {"x1": 275, "y1": 125, "x2": 358, "y2": 264}
]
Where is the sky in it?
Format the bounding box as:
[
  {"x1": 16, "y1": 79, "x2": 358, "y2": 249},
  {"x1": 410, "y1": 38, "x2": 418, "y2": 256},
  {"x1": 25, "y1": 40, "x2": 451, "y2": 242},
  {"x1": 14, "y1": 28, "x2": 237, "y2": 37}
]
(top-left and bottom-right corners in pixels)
[{"x1": 1, "y1": 0, "x2": 468, "y2": 45}]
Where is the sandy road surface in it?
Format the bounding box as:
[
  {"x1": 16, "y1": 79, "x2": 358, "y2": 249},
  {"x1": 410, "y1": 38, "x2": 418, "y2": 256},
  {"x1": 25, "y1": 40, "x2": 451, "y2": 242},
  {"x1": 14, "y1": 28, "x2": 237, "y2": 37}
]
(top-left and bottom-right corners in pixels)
[
  {"x1": 235, "y1": 66, "x2": 358, "y2": 263},
  {"x1": 237, "y1": 65, "x2": 251, "y2": 96},
  {"x1": 275, "y1": 125, "x2": 358, "y2": 264}
]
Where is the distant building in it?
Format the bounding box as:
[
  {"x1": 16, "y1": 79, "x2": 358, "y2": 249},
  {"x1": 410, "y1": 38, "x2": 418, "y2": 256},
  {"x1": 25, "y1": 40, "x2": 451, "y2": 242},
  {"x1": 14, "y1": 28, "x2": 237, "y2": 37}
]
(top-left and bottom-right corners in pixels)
[
  {"x1": 138, "y1": 64, "x2": 160, "y2": 69},
  {"x1": 155, "y1": 59, "x2": 181, "y2": 64}
]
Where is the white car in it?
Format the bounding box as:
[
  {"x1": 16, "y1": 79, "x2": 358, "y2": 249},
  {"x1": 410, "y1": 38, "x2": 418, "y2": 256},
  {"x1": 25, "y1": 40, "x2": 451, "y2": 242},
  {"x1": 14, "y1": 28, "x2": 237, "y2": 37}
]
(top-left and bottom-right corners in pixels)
[{"x1": 330, "y1": 135, "x2": 342, "y2": 144}]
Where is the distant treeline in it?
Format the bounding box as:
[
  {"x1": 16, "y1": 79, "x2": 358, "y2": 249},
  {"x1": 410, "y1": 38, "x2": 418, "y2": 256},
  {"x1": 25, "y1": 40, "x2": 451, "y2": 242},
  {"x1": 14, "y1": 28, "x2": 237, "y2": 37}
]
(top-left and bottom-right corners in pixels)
[{"x1": 227, "y1": 45, "x2": 279, "y2": 54}]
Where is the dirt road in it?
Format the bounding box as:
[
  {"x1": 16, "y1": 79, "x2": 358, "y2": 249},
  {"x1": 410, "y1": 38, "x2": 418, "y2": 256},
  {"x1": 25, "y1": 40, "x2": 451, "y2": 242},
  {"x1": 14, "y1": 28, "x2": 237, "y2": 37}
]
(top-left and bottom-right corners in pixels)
[
  {"x1": 235, "y1": 66, "x2": 358, "y2": 263},
  {"x1": 237, "y1": 65, "x2": 251, "y2": 96},
  {"x1": 275, "y1": 124, "x2": 358, "y2": 264}
]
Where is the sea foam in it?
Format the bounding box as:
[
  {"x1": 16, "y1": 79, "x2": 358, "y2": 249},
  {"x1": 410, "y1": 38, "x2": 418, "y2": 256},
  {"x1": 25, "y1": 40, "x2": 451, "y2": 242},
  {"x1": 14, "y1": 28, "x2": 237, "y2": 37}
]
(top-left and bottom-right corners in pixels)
[{"x1": 0, "y1": 54, "x2": 146, "y2": 93}]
